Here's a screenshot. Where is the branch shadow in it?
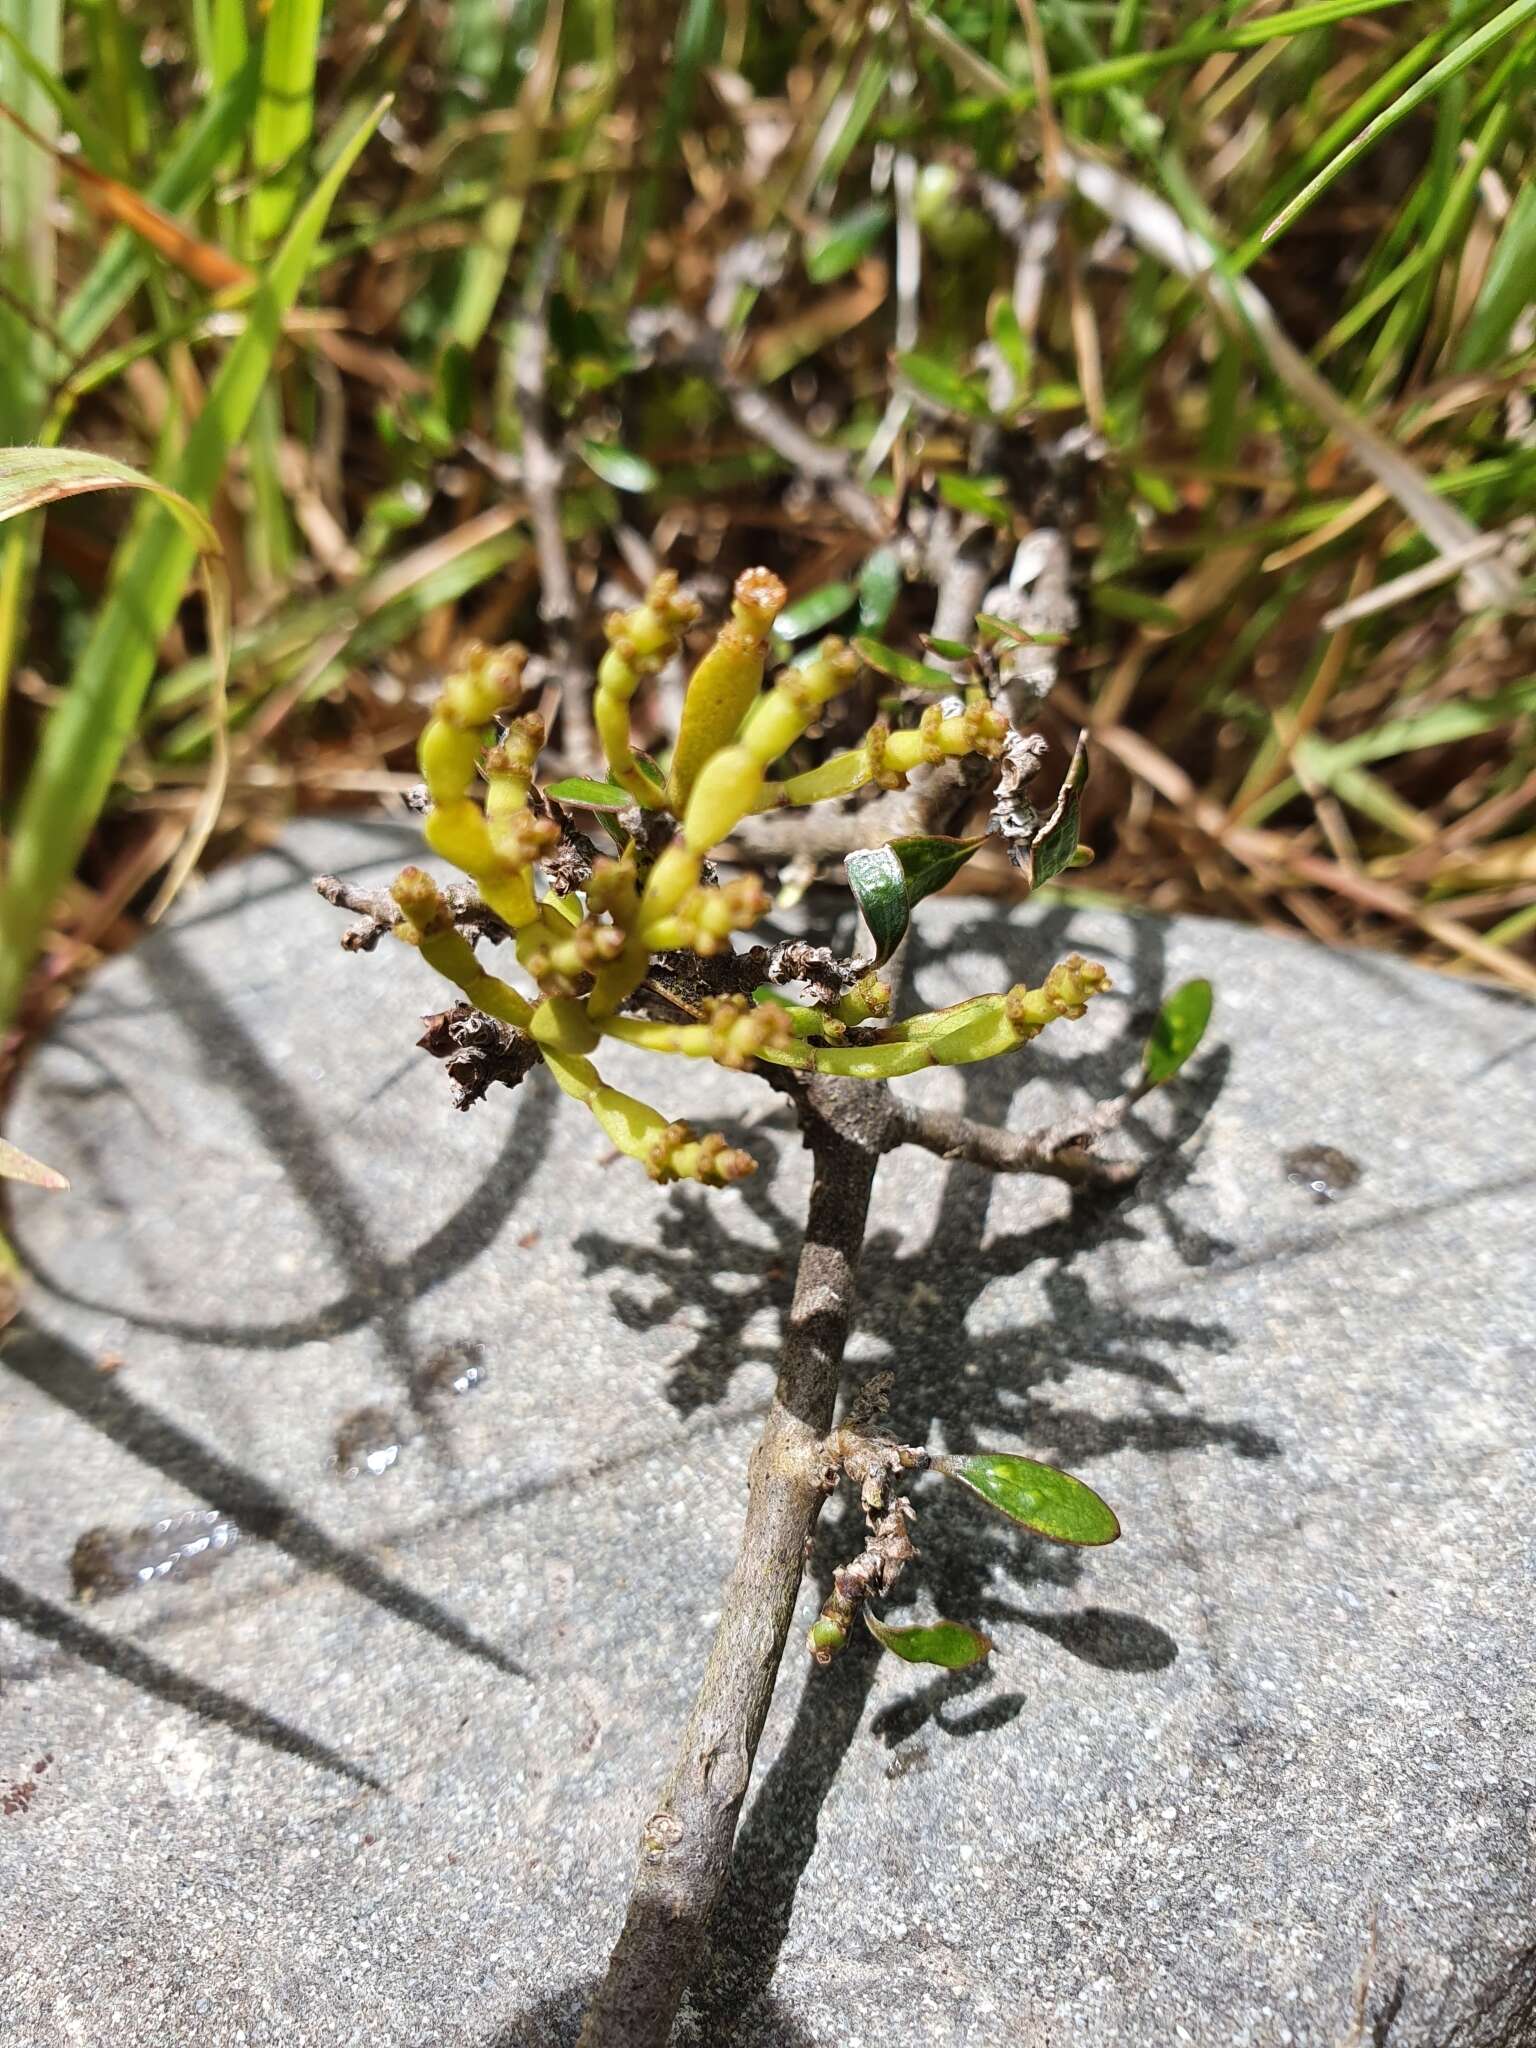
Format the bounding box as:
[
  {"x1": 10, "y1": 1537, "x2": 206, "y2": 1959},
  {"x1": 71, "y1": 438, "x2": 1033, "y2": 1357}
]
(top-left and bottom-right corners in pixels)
[
  {"x1": 15, "y1": 931, "x2": 558, "y2": 1369},
  {"x1": 573, "y1": 900, "x2": 1277, "y2": 2037},
  {"x1": 0, "y1": 1320, "x2": 527, "y2": 1680},
  {"x1": 6, "y1": 914, "x2": 550, "y2": 1760},
  {"x1": 0, "y1": 1570, "x2": 381, "y2": 1790}
]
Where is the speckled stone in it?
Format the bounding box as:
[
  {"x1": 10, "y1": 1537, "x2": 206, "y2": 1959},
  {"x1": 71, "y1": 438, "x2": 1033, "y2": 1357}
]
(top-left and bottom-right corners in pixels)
[{"x1": 1, "y1": 818, "x2": 1532, "y2": 2048}]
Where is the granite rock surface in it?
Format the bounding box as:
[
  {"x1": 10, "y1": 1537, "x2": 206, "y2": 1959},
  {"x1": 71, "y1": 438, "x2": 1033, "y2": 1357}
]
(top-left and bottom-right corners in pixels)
[{"x1": 2, "y1": 818, "x2": 1533, "y2": 2048}]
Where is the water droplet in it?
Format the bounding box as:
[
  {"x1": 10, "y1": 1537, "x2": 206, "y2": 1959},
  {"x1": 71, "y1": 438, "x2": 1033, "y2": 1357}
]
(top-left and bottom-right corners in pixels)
[
  {"x1": 69, "y1": 1510, "x2": 241, "y2": 1602},
  {"x1": 332, "y1": 1406, "x2": 405, "y2": 1478},
  {"x1": 1282, "y1": 1144, "x2": 1361, "y2": 1204}
]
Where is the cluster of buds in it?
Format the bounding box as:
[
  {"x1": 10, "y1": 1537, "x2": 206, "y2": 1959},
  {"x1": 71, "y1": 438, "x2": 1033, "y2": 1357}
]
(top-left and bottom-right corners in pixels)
[
  {"x1": 643, "y1": 1122, "x2": 758, "y2": 1188},
  {"x1": 370, "y1": 568, "x2": 1108, "y2": 1188}
]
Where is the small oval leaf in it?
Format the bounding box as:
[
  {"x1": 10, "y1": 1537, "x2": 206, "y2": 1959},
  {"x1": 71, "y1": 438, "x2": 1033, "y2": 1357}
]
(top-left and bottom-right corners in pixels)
[
  {"x1": 936, "y1": 472, "x2": 1012, "y2": 528},
  {"x1": 579, "y1": 439, "x2": 660, "y2": 493},
  {"x1": 865, "y1": 1613, "x2": 993, "y2": 1668},
  {"x1": 976, "y1": 611, "x2": 1067, "y2": 648},
  {"x1": 988, "y1": 291, "x2": 1032, "y2": 396},
  {"x1": 1143, "y1": 979, "x2": 1213, "y2": 1085},
  {"x1": 894, "y1": 834, "x2": 986, "y2": 905},
  {"x1": 778, "y1": 580, "x2": 856, "y2": 641},
  {"x1": 851, "y1": 636, "x2": 954, "y2": 692},
  {"x1": 846, "y1": 844, "x2": 908, "y2": 966},
  {"x1": 896, "y1": 350, "x2": 993, "y2": 420},
  {"x1": 805, "y1": 200, "x2": 891, "y2": 283},
  {"x1": 1025, "y1": 733, "x2": 1090, "y2": 891},
  {"x1": 857, "y1": 545, "x2": 902, "y2": 630},
  {"x1": 546, "y1": 775, "x2": 634, "y2": 811},
  {"x1": 945, "y1": 1452, "x2": 1120, "y2": 1546}
]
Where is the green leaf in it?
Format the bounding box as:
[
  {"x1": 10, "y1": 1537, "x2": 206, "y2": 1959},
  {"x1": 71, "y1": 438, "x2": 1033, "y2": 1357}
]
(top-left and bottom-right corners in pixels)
[
  {"x1": 942, "y1": 1452, "x2": 1120, "y2": 1546},
  {"x1": 865, "y1": 1613, "x2": 992, "y2": 1668},
  {"x1": 976, "y1": 611, "x2": 1067, "y2": 648},
  {"x1": 1455, "y1": 182, "x2": 1536, "y2": 371},
  {"x1": 936, "y1": 472, "x2": 1012, "y2": 527},
  {"x1": 857, "y1": 545, "x2": 902, "y2": 631},
  {"x1": 0, "y1": 1136, "x2": 68, "y2": 1190},
  {"x1": 988, "y1": 291, "x2": 1032, "y2": 397},
  {"x1": 1262, "y1": 0, "x2": 1536, "y2": 247},
  {"x1": 896, "y1": 349, "x2": 992, "y2": 420},
  {"x1": 546, "y1": 775, "x2": 635, "y2": 811},
  {"x1": 805, "y1": 200, "x2": 890, "y2": 283},
  {"x1": 1025, "y1": 733, "x2": 1090, "y2": 891},
  {"x1": 1093, "y1": 582, "x2": 1184, "y2": 630},
  {"x1": 922, "y1": 635, "x2": 973, "y2": 662},
  {"x1": 55, "y1": 53, "x2": 261, "y2": 361},
  {"x1": 249, "y1": 0, "x2": 325, "y2": 244},
  {"x1": 435, "y1": 342, "x2": 473, "y2": 439},
  {"x1": 579, "y1": 439, "x2": 661, "y2": 494},
  {"x1": 0, "y1": 448, "x2": 220, "y2": 555},
  {"x1": 845, "y1": 845, "x2": 907, "y2": 966},
  {"x1": 1143, "y1": 979, "x2": 1213, "y2": 1085},
  {"x1": 895, "y1": 834, "x2": 988, "y2": 903},
  {"x1": 847, "y1": 834, "x2": 987, "y2": 965},
  {"x1": 0, "y1": 97, "x2": 386, "y2": 1029},
  {"x1": 851, "y1": 636, "x2": 955, "y2": 692},
  {"x1": 778, "y1": 580, "x2": 855, "y2": 641}
]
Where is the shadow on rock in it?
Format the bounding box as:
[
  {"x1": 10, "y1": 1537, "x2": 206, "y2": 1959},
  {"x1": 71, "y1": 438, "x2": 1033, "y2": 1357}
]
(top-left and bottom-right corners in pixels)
[{"x1": 580, "y1": 902, "x2": 1278, "y2": 2039}]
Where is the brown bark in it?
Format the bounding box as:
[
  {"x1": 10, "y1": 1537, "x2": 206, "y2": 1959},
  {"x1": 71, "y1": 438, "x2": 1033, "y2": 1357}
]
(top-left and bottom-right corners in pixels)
[{"x1": 576, "y1": 1077, "x2": 899, "y2": 2048}]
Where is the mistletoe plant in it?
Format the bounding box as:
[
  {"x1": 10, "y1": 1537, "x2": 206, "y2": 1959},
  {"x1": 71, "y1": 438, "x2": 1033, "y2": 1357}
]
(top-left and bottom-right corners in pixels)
[{"x1": 315, "y1": 566, "x2": 1211, "y2": 2048}]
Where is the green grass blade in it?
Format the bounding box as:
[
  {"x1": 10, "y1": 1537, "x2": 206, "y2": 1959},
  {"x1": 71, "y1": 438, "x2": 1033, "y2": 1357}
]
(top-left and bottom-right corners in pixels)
[
  {"x1": 1456, "y1": 183, "x2": 1536, "y2": 370},
  {"x1": 0, "y1": 0, "x2": 62, "y2": 748},
  {"x1": 0, "y1": 96, "x2": 386, "y2": 1027},
  {"x1": 1262, "y1": 0, "x2": 1536, "y2": 246},
  {"x1": 55, "y1": 52, "x2": 260, "y2": 360},
  {"x1": 448, "y1": 0, "x2": 561, "y2": 351},
  {"x1": 0, "y1": 0, "x2": 60, "y2": 436},
  {"x1": 249, "y1": 0, "x2": 323, "y2": 245}
]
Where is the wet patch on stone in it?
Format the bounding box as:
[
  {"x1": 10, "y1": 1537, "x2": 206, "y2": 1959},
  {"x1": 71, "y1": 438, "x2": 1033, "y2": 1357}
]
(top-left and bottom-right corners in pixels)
[
  {"x1": 69, "y1": 1511, "x2": 241, "y2": 1602},
  {"x1": 331, "y1": 1405, "x2": 406, "y2": 1478},
  {"x1": 1283, "y1": 1142, "x2": 1362, "y2": 1203}
]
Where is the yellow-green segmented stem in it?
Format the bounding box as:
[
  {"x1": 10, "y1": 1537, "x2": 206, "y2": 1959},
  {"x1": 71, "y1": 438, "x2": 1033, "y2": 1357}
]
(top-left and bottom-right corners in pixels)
[
  {"x1": 755, "y1": 701, "x2": 1011, "y2": 812},
  {"x1": 594, "y1": 571, "x2": 702, "y2": 808},
  {"x1": 666, "y1": 566, "x2": 787, "y2": 811}
]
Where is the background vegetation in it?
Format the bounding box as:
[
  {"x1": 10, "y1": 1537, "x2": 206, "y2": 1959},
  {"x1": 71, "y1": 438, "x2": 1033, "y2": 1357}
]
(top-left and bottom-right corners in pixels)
[{"x1": 2, "y1": 0, "x2": 1534, "y2": 1054}]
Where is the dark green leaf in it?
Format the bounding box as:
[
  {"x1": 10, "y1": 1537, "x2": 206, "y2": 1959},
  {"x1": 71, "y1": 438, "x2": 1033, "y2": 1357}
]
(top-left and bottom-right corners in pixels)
[
  {"x1": 847, "y1": 835, "x2": 987, "y2": 965},
  {"x1": 845, "y1": 845, "x2": 907, "y2": 966},
  {"x1": 943, "y1": 1451, "x2": 1120, "y2": 1546},
  {"x1": 865, "y1": 1613, "x2": 992, "y2": 1668},
  {"x1": 1143, "y1": 979, "x2": 1213, "y2": 1085},
  {"x1": 895, "y1": 834, "x2": 986, "y2": 903},
  {"x1": 896, "y1": 350, "x2": 992, "y2": 420},
  {"x1": 936, "y1": 472, "x2": 1012, "y2": 527},
  {"x1": 579, "y1": 439, "x2": 660, "y2": 493},
  {"x1": 435, "y1": 343, "x2": 473, "y2": 439},
  {"x1": 546, "y1": 775, "x2": 634, "y2": 811},
  {"x1": 857, "y1": 545, "x2": 902, "y2": 630},
  {"x1": 1025, "y1": 733, "x2": 1090, "y2": 891},
  {"x1": 852, "y1": 636, "x2": 954, "y2": 692},
  {"x1": 778, "y1": 580, "x2": 856, "y2": 641},
  {"x1": 805, "y1": 200, "x2": 891, "y2": 283}
]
